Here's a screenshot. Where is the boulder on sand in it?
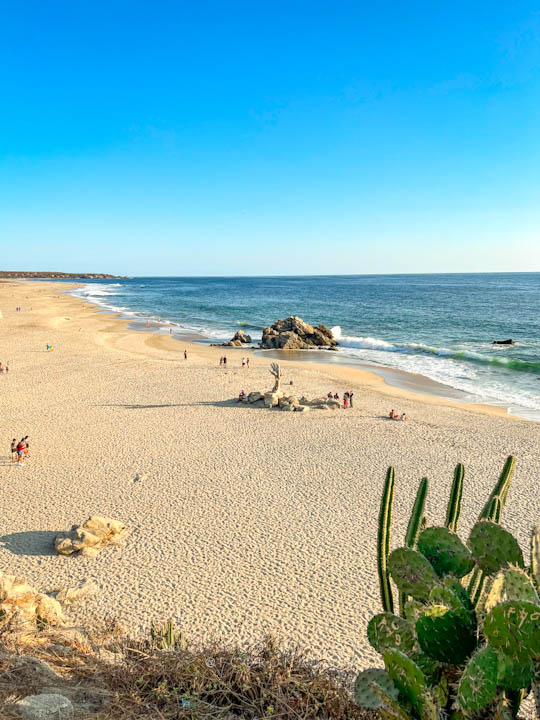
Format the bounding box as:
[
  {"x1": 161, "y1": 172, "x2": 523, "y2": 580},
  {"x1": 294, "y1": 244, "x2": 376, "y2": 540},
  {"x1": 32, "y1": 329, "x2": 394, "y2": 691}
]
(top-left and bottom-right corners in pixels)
[
  {"x1": 54, "y1": 516, "x2": 127, "y2": 557},
  {"x1": 264, "y1": 391, "x2": 283, "y2": 408},
  {"x1": 260, "y1": 316, "x2": 337, "y2": 350},
  {"x1": 0, "y1": 571, "x2": 64, "y2": 626},
  {"x1": 248, "y1": 391, "x2": 263, "y2": 403}
]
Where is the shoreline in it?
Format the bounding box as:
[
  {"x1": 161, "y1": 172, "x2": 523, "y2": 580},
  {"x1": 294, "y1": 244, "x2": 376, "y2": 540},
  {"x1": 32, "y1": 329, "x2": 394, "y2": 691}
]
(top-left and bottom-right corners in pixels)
[{"x1": 67, "y1": 283, "x2": 527, "y2": 422}]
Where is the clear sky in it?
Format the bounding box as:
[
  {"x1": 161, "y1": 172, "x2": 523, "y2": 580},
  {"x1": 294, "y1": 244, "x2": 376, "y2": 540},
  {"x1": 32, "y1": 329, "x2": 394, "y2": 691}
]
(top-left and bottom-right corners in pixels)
[{"x1": 1, "y1": 1, "x2": 539, "y2": 275}]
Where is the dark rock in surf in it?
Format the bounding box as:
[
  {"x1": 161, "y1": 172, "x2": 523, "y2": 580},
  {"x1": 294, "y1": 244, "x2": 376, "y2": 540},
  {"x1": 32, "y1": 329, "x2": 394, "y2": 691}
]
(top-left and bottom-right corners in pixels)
[
  {"x1": 492, "y1": 339, "x2": 515, "y2": 345},
  {"x1": 260, "y1": 316, "x2": 338, "y2": 350}
]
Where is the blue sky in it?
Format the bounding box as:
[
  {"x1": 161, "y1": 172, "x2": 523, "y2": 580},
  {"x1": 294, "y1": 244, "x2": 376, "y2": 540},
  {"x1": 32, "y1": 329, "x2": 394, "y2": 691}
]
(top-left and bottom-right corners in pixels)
[{"x1": 1, "y1": 1, "x2": 539, "y2": 275}]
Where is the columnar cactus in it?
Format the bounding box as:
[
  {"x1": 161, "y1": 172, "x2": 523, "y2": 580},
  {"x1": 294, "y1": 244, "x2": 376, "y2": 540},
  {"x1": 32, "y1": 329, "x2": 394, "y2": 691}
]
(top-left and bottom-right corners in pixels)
[
  {"x1": 356, "y1": 456, "x2": 540, "y2": 719},
  {"x1": 378, "y1": 467, "x2": 395, "y2": 613}
]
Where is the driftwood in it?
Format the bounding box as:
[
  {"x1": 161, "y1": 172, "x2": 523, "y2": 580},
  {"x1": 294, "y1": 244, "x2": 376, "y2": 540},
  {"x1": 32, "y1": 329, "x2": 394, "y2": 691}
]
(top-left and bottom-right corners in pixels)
[{"x1": 269, "y1": 362, "x2": 282, "y2": 392}]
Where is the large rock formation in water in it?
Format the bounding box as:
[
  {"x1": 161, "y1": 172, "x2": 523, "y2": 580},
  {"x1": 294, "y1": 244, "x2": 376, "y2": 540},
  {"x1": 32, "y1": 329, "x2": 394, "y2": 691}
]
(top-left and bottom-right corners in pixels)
[{"x1": 260, "y1": 316, "x2": 337, "y2": 350}]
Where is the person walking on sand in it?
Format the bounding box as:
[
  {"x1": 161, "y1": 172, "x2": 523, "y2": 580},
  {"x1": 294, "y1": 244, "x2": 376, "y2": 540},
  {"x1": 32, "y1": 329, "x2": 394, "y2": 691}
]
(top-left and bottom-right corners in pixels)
[
  {"x1": 22, "y1": 436, "x2": 30, "y2": 458},
  {"x1": 349, "y1": 391, "x2": 354, "y2": 408},
  {"x1": 11, "y1": 438, "x2": 17, "y2": 463},
  {"x1": 343, "y1": 395, "x2": 349, "y2": 409},
  {"x1": 246, "y1": 357, "x2": 250, "y2": 369},
  {"x1": 241, "y1": 357, "x2": 246, "y2": 369},
  {"x1": 223, "y1": 356, "x2": 227, "y2": 370},
  {"x1": 184, "y1": 350, "x2": 187, "y2": 360},
  {"x1": 16, "y1": 439, "x2": 25, "y2": 465}
]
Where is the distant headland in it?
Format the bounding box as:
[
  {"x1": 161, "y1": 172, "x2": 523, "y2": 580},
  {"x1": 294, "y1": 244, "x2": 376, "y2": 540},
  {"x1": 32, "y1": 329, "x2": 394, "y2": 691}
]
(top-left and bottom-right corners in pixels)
[{"x1": 0, "y1": 271, "x2": 127, "y2": 279}]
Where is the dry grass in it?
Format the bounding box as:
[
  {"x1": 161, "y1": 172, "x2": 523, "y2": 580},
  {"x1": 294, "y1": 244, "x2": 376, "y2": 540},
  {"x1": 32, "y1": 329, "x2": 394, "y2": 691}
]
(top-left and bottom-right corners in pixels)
[{"x1": 0, "y1": 618, "x2": 377, "y2": 719}]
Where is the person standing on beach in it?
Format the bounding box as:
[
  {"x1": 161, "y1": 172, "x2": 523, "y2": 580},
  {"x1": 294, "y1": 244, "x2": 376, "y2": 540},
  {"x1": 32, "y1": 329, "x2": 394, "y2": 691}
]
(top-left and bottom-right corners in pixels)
[
  {"x1": 241, "y1": 357, "x2": 246, "y2": 369},
  {"x1": 16, "y1": 439, "x2": 25, "y2": 465},
  {"x1": 349, "y1": 391, "x2": 354, "y2": 408},
  {"x1": 223, "y1": 356, "x2": 227, "y2": 370},
  {"x1": 184, "y1": 350, "x2": 187, "y2": 360},
  {"x1": 10, "y1": 438, "x2": 17, "y2": 463},
  {"x1": 246, "y1": 357, "x2": 250, "y2": 369}
]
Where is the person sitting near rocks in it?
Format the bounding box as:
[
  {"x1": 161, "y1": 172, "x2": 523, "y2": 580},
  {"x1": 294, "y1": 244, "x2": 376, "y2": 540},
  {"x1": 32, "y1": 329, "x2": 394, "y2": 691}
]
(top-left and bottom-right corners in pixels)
[
  {"x1": 238, "y1": 390, "x2": 247, "y2": 403},
  {"x1": 334, "y1": 392, "x2": 339, "y2": 400},
  {"x1": 327, "y1": 391, "x2": 333, "y2": 398}
]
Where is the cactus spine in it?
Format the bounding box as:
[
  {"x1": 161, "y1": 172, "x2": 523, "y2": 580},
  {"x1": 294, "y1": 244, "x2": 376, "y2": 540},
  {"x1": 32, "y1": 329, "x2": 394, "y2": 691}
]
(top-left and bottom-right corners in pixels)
[
  {"x1": 400, "y1": 477, "x2": 428, "y2": 615},
  {"x1": 378, "y1": 466, "x2": 395, "y2": 612},
  {"x1": 445, "y1": 463, "x2": 464, "y2": 532}
]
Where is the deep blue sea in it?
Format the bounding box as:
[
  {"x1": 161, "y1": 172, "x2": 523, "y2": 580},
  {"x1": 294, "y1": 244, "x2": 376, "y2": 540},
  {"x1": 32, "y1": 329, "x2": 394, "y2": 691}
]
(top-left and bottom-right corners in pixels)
[{"x1": 68, "y1": 274, "x2": 540, "y2": 419}]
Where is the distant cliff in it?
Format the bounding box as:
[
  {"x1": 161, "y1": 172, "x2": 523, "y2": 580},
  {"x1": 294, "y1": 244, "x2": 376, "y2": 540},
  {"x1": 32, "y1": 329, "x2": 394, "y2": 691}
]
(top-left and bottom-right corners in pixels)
[{"x1": 0, "y1": 271, "x2": 127, "y2": 279}]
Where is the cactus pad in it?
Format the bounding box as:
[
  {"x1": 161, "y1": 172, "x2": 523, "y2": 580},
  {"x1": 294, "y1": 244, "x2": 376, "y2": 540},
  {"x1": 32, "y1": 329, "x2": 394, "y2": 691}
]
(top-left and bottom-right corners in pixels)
[
  {"x1": 430, "y1": 581, "x2": 472, "y2": 614},
  {"x1": 384, "y1": 649, "x2": 427, "y2": 712},
  {"x1": 484, "y1": 601, "x2": 540, "y2": 660},
  {"x1": 497, "y1": 655, "x2": 534, "y2": 691},
  {"x1": 388, "y1": 548, "x2": 440, "y2": 602},
  {"x1": 457, "y1": 647, "x2": 498, "y2": 712},
  {"x1": 441, "y1": 575, "x2": 473, "y2": 610},
  {"x1": 354, "y1": 668, "x2": 398, "y2": 709},
  {"x1": 404, "y1": 599, "x2": 425, "y2": 624},
  {"x1": 367, "y1": 613, "x2": 416, "y2": 654},
  {"x1": 468, "y1": 520, "x2": 524, "y2": 575},
  {"x1": 418, "y1": 526, "x2": 474, "y2": 578},
  {"x1": 416, "y1": 605, "x2": 477, "y2": 664}
]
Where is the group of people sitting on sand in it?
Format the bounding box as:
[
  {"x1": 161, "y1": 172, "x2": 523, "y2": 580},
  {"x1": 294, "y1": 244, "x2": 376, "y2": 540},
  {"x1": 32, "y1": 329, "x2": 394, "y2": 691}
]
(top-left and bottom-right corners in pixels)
[
  {"x1": 327, "y1": 391, "x2": 354, "y2": 408},
  {"x1": 389, "y1": 409, "x2": 410, "y2": 421},
  {"x1": 0, "y1": 361, "x2": 9, "y2": 373},
  {"x1": 11, "y1": 436, "x2": 30, "y2": 465}
]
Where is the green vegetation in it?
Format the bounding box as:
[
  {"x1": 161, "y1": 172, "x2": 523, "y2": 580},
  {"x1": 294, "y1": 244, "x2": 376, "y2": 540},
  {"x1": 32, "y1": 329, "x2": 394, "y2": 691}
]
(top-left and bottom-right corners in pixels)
[{"x1": 355, "y1": 457, "x2": 540, "y2": 719}]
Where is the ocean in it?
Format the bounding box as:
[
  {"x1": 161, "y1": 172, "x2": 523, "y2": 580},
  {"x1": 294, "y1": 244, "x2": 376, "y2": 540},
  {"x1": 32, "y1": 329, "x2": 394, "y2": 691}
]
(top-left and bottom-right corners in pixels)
[{"x1": 68, "y1": 274, "x2": 540, "y2": 420}]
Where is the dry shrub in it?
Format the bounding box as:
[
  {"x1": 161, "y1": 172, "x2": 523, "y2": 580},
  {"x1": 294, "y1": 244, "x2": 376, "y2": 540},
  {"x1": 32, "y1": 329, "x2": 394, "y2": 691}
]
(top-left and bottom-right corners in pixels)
[{"x1": 0, "y1": 617, "x2": 377, "y2": 720}]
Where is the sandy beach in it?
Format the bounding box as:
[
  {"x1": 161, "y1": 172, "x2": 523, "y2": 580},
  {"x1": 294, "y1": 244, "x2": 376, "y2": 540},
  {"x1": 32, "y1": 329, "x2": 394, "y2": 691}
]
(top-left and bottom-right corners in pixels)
[{"x1": 1, "y1": 280, "x2": 539, "y2": 676}]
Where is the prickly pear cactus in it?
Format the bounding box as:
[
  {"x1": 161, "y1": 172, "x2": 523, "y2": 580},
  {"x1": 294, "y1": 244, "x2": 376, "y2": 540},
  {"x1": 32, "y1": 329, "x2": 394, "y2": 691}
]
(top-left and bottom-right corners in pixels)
[
  {"x1": 384, "y1": 649, "x2": 427, "y2": 714},
  {"x1": 497, "y1": 655, "x2": 534, "y2": 692},
  {"x1": 354, "y1": 668, "x2": 399, "y2": 709},
  {"x1": 416, "y1": 605, "x2": 476, "y2": 665},
  {"x1": 417, "y1": 526, "x2": 474, "y2": 578},
  {"x1": 367, "y1": 613, "x2": 416, "y2": 654},
  {"x1": 357, "y1": 458, "x2": 539, "y2": 720},
  {"x1": 483, "y1": 566, "x2": 539, "y2": 616},
  {"x1": 457, "y1": 647, "x2": 499, "y2": 713},
  {"x1": 468, "y1": 520, "x2": 524, "y2": 574},
  {"x1": 483, "y1": 600, "x2": 540, "y2": 660},
  {"x1": 388, "y1": 547, "x2": 440, "y2": 602}
]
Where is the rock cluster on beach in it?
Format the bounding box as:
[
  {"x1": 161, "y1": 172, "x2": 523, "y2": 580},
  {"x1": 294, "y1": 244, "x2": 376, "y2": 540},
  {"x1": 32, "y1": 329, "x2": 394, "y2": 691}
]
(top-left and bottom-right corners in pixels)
[
  {"x1": 54, "y1": 516, "x2": 128, "y2": 557},
  {"x1": 247, "y1": 391, "x2": 341, "y2": 412},
  {"x1": 222, "y1": 329, "x2": 252, "y2": 346},
  {"x1": 0, "y1": 570, "x2": 64, "y2": 626},
  {"x1": 260, "y1": 316, "x2": 337, "y2": 350}
]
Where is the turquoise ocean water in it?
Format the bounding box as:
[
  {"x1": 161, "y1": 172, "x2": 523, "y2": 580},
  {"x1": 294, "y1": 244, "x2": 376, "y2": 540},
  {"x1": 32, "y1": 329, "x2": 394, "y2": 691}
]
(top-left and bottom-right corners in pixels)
[{"x1": 68, "y1": 274, "x2": 540, "y2": 420}]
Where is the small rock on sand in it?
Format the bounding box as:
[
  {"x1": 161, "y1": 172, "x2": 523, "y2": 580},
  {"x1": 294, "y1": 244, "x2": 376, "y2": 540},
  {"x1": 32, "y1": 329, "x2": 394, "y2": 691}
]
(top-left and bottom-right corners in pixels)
[{"x1": 17, "y1": 693, "x2": 73, "y2": 720}]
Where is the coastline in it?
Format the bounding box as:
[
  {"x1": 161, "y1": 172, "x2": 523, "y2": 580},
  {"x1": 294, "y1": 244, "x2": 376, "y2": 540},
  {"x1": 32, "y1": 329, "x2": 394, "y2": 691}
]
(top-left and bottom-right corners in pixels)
[
  {"x1": 68, "y1": 282, "x2": 524, "y2": 421},
  {"x1": 2, "y1": 279, "x2": 540, "y2": 681}
]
